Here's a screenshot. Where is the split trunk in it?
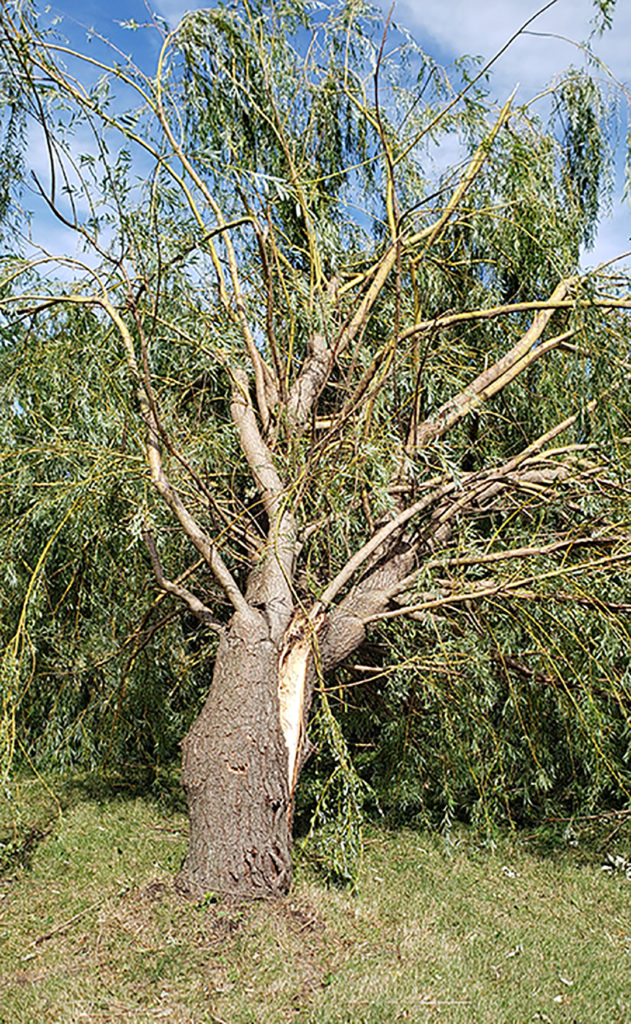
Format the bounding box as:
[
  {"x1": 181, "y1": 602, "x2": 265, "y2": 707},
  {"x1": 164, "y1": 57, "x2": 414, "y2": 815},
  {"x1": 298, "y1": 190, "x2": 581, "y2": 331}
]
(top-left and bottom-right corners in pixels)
[
  {"x1": 175, "y1": 553, "x2": 409, "y2": 899},
  {"x1": 176, "y1": 608, "x2": 323, "y2": 898}
]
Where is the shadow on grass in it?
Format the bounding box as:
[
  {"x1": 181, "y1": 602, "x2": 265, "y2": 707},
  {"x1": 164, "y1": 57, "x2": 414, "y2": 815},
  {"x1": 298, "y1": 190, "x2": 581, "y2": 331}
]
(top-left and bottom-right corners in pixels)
[
  {"x1": 61, "y1": 762, "x2": 186, "y2": 813},
  {"x1": 0, "y1": 761, "x2": 186, "y2": 875}
]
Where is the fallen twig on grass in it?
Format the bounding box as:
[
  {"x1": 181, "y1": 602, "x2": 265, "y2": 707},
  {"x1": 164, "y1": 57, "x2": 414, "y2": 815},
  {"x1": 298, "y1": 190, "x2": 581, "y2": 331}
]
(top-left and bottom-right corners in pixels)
[
  {"x1": 30, "y1": 886, "x2": 133, "y2": 947},
  {"x1": 31, "y1": 896, "x2": 105, "y2": 947}
]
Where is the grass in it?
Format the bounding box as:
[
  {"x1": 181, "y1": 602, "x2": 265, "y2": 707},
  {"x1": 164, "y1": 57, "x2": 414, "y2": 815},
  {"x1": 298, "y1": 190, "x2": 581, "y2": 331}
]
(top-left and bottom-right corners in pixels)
[{"x1": 1, "y1": 776, "x2": 631, "y2": 1023}]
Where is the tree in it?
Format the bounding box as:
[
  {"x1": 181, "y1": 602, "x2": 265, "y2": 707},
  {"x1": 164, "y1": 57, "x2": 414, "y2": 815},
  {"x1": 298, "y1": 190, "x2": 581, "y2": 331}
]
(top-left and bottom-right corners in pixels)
[{"x1": 1, "y1": 0, "x2": 630, "y2": 898}]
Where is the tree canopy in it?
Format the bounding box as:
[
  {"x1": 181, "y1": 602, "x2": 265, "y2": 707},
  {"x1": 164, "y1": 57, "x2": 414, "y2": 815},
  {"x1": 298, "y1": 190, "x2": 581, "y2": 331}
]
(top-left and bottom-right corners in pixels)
[{"x1": 1, "y1": 0, "x2": 631, "y2": 886}]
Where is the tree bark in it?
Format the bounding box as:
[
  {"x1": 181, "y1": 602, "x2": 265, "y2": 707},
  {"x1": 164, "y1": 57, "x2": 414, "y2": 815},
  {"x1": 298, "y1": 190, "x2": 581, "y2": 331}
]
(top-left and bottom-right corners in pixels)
[
  {"x1": 176, "y1": 607, "x2": 327, "y2": 898},
  {"x1": 176, "y1": 609, "x2": 294, "y2": 898},
  {"x1": 175, "y1": 546, "x2": 415, "y2": 899}
]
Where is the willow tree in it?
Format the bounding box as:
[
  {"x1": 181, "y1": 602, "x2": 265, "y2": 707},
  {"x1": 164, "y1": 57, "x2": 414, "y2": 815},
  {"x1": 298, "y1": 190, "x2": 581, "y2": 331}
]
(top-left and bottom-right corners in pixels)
[{"x1": 1, "y1": 0, "x2": 630, "y2": 897}]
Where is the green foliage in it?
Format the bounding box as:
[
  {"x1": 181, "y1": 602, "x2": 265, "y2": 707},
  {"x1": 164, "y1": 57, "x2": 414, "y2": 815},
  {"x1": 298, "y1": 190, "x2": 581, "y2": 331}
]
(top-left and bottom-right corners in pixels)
[
  {"x1": 298, "y1": 683, "x2": 370, "y2": 890},
  {"x1": 0, "y1": 0, "x2": 630, "y2": 884},
  {"x1": 591, "y1": 0, "x2": 617, "y2": 35},
  {"x1": 557, "y1": 70, "x2": 610, "y2": 248},
  {"x1": 0, "y1": 13, "x2": 26, "y2": 243},
  {"x1": 0, "y1": 302, "x2": 220, "y2": 775},
  {"x1": 331, "y1": 589, "x2": 631, "y2": 833}
]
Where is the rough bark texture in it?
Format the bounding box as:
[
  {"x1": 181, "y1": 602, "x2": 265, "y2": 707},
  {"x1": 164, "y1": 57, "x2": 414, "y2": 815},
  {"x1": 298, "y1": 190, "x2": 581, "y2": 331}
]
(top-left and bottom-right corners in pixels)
[
  {"x1": 175, "y1": 545, "x2": 416, "y2": 900},
  {"x1": 176, "y1": 609, "x2": 294, "y2": 898}
]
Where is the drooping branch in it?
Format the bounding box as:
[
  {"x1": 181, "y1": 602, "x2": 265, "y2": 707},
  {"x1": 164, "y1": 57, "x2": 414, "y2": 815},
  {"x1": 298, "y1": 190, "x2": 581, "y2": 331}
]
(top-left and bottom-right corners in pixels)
[
  {"x1": 491, "y1": 651, "x2": 577, "y2": 694},
  {"x1": 24, "y1": 16, "x2": 278, "y2": 432},
  {"x1": 399, "y1": 296, "x2": 631, "y2": 339},
  {"x1": 154, "y1": 29, "x2": 279, "y2": 429},
  {"x1": 383, "y1": 529, "x2": 625, "y2": 604},
  {"x1": 141, "y1": 524, "x2": 225, "y2": 632},
  {"x1": 96, "y1": 294, "x2": 252, "y2": 618},
  {"x1": 0, "y1": 282, "x2": 256, "y2": 619},
  {"x1": 406, "y1": 89, "x2": 517, "y2": 253}
]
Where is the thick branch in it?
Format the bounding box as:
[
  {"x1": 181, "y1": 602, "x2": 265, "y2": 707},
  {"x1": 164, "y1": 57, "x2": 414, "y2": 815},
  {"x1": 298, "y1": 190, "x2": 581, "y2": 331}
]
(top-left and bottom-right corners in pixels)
[
  {"x1": 286, "y1": 331, "x2": 330, "y2": 431},
  {"x1": 365, "y1": 551, "x2": 631, "y2": 624},
  {"x1": 313, "y1": 395, "x2": 604, "y2": 648},
  {"x1": 312, "y1": 482, "x2": 456, "y2": 614},
  {"x1": 230, "y1": 367, "x2": 287, "y2": 523},
  {"x1": 320, "y1": 547, "x2": 417, "y2": 674},
  {"x1": 411, "y1": 279, "x2": 575, "y2": 449},
  {"x1": 230, "y1": 367, "x2": 296, "y2": 637}
]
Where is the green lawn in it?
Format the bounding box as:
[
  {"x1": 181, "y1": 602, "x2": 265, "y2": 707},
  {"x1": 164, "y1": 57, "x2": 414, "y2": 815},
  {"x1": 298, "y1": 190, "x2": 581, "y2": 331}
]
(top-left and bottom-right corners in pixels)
[{"x1": 1, "y1": 777, "x2": 630, "y2": 1023}]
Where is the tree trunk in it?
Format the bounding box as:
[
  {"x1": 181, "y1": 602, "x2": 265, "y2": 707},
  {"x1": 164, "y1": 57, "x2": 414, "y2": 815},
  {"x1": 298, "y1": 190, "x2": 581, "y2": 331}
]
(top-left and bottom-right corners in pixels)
[
  {"x1": 176, "y1": 605, "x2": 326, "y2": 898},
  {"x1": 176, "y1": 609, "x2": 295, "y2": 898},
  {"x1": 175, "y1": 555, "x2": 412, "y2": 899}
]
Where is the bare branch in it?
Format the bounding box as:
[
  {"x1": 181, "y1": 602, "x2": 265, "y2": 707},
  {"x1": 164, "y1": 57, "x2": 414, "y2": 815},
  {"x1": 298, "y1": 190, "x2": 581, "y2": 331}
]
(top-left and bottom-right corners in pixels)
[
  {"x1": 411, "y1": 278, "x2": 576, "y2": 449},
  {"x1": 311, "y1": 481, "x2": 457, "y2": 613},
  {"x1": 97, "y1": 295, "x2": 252, "y2": 618},
  {"x1": 142, "y1": 525, "x2": 225, "y2": 632},
  {"x1": 365, "y1": 551, "x2": 631, "y2": 625},
  {"x1": 230, "y1": 368, "x2": 288, "y2": 525},
  {"x1": 230, "y1": 367, "x2": 296, "y2": 637},
  {"x1": 385, "y1": 533, "x2": 625, "y2": 601}
]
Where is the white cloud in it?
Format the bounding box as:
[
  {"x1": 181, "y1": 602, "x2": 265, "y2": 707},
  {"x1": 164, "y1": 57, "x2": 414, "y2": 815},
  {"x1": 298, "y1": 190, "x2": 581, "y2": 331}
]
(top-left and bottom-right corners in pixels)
[
  {"x1": 151, "y1": 0, "x2": 194, "y2": 27},
  {"x1": 385, "y1": 0, "x2": 631, "y2": 100},
  {"x1": 150, "y1": 0, "x2": 630, "y2": 106}
]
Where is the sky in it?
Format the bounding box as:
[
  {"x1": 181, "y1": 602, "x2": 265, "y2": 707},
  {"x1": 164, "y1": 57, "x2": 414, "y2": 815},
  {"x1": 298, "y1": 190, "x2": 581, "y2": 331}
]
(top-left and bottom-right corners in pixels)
[
  {"x1": 22, "y1": 0, "x2": 631, "y2": 269},
  {"x1": 388, "y1": 0, "x2": 631, "y2": 268}
]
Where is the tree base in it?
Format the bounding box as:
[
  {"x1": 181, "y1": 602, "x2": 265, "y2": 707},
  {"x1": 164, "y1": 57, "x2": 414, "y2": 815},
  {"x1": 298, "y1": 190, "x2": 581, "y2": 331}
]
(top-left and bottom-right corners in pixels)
[{"x1": 178, "y1": 613, "x2": 294, "y2": 900}]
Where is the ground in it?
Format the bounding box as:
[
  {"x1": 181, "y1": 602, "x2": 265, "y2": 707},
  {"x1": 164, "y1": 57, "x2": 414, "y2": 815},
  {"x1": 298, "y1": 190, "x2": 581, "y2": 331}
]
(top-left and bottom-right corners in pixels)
[{"x1": 1, "y1": 775, "x2": 631, "y2": 1023}]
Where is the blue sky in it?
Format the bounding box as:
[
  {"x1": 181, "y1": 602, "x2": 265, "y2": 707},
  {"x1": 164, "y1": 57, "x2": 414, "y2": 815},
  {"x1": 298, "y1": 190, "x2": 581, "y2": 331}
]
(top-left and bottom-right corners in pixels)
[{"x1": 25, "y1": 0, "x2": 631, "y2": 269}]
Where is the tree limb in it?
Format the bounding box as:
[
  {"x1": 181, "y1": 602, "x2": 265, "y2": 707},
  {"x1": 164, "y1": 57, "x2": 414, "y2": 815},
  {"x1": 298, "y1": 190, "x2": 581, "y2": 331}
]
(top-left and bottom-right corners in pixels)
[
  {"x1": 410, "y1": 278, "x2": 576, "y2": 449},
  {"x1": 365, "y1": 551, "x2": 631, "y2": 624},
  {"x1": 230, "y1": 367, "x2": 296, "y2": 637},
  {"x1": 142, "y1": 524, "x2": 225, "y2": 632}
]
